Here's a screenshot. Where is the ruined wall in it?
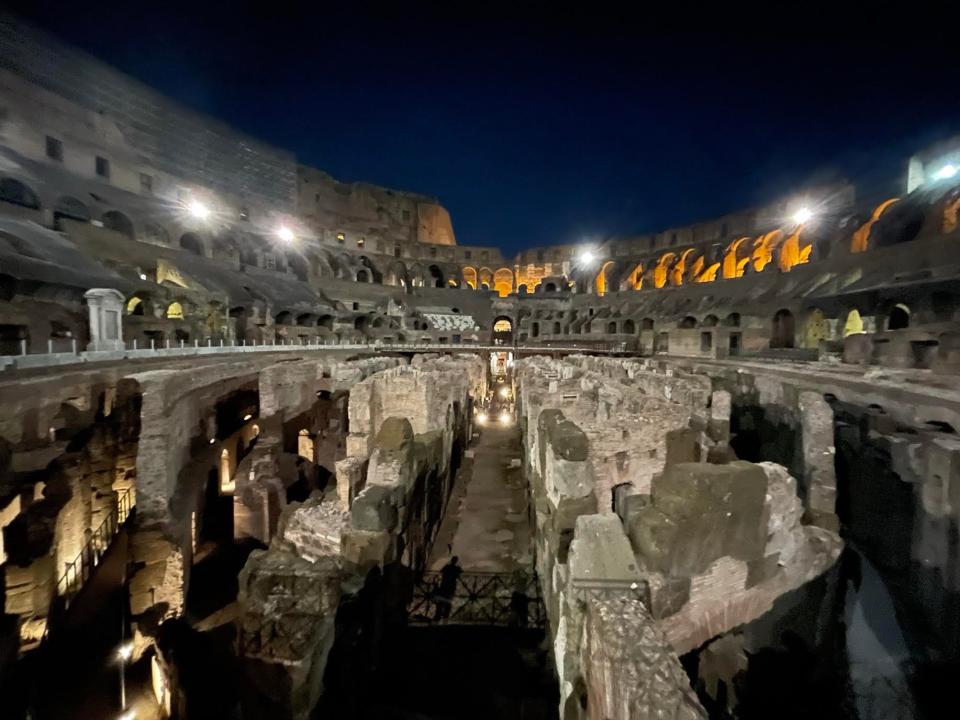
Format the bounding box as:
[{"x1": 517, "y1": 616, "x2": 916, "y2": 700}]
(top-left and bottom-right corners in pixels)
[
  {"x1": 516, "y1": 355, "x2": 843, "y2": 719},
  {"x1": 237, "y1": 354, "x2": 484, "y2": 718}
]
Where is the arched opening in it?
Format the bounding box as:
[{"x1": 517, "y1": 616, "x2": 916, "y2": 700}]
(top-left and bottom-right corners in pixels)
[
  {"x1": 166, "y1": 302, "x2": 184, "y2": 320},
  {"x1": 888, "y1": 304, "x2": 910, "y2": 330},
  {"x1": 0, "y1": 178, "x2": 40, "y2": 210},
  {"x1": 531, "y1": 322, "x2": 540, "y2": 338},
  {"x1": 723, "y1": 312, "x2": 741, "y2": 327},
  {"x1": 595, "y1": 261, "x2": 615, "y2": 296},
  {"x1": 493, "y1": 268, "x2": 514, "y2": 297},
  {"x1": 493, "y1": 316, "x2": 513, "y2": 344},
  {"x1": 771, "y1": 308, "x2": 795, "y2": 348},
  {"x1": 102, "y1": 210, "x2": 135, "y2": 239},
  {"x1": 53, "y1": 196, "x2": 90, "y2": 230},
  {"x1": 544, "y1": 282, "x2": 557, "y2": 293},
  {"x1": 606, "y1": 321, "x2": 618, "y2": 334},
  {"x1": 428, "y1": 265, "x2": 444, "y2": 288},
  {"x1": 516, "y1": 283, "x2": 527, "y2": 294},
  {"x1": 126, "y1": 296, "x2": 145, "y2": 316},
  {"x1": 179, "y1": 233, "x2": 204, "y2": 256},
  {"x1": 553, "y1": 321, "x2": 562, "y2": 334},
  {"x1": 844, "y1": 309, "x2": 865, "y2": 337},
  {"x1": 355, "y1": 315, "x2": 370, "y2": 331},
  {"x1": 461, "y1": 266, "x2": 478, "y2": 289},
  {"x1": 701, "y1": 314, "x2": 719, "y2": 328},
  {"x1": 622, "y1": 318, "x2": 636, "y2": 334},
  {"x1": 641, "y1": 318, "x2": 654, "y2": 331},
  {"x1": 722, "y1": 237, "x2": 750, "y2": 279},
  {"x1": 624, "y1": 264, "x2": 644, "y2": 290},
  {"x1": 317, "y1": 315, "x2": 334, "y2": 330},
  {"x1": 144, "y1": 222, "x2": 170, "y2": 246},
  {"x1": 804, "y1": 308, "x2": 829, "y2": 348},
  {"x1": 296, "y1": 313, "x2": 314, "y2": 327},
  {"x1": 679, "y1": 316, "x2": 697, "y2": 329},
  {"x1": 275, "y1": 311, "x2": 292, "y2": 326},
  {"x1": 356, "y1": 269, "x2": 371, "y2": 283}
]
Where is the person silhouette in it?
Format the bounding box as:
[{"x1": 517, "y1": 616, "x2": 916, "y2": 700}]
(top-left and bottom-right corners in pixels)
[{"x1": 434, "y1": 556, "x2": 462, "y2": 621}]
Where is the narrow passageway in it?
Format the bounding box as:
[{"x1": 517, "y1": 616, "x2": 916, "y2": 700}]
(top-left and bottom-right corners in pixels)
[{"x1": 428, "y1": 361, "x2": 532, "y2": 574}]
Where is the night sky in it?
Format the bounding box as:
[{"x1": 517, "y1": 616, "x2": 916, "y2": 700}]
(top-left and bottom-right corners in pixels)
[{"x1": 6, "y1": 1, "x2": 960, "y2": 255}]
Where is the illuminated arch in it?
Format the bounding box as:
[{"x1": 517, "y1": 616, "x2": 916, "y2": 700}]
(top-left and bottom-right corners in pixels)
[
  {"x1": 594, "y1": 261, "x2": 615, "y2": 296},
  {"x1": 493, "y1": 267, "x2": 514, "y2": 297},
  {"x1": 843, "y1": 309, "x2": 865, "y2": 337},
  {"x1": 166, "y1": 302, "x2": 185, "y2": 320},
  {"x1": 126, "y1": 296, "x2": 144, "y2": 315},
  {"x1": 653, "y1": 252, "x2": 676, "y2": 289},
  {"x1": 852, "y1": 198, "x2": 899, "y2": 253},
  {"x1": 462, "y1": 266, "x2": 478, "y2": 289},
  {"x1": 624, "y1": 263, "x2": 644, "y2": 290},
  {"x1": 778, "y1": 228, "x2": 812, "y2": 272},
  {"x1": 751, "y1": 230, "x2": 783, "y2": 273},
  {"x1": 670, "y1": 249, "x2": 695, "y2": 286},
  {"x1": 803, "y1": 308, "x2": 829, "y2": 348},
  {"x1": 722, "y1": 237, "x2": 750, "y2": 279},
  {"x1": 478, "y1": 267, "x2": 494, "y2": 288}
]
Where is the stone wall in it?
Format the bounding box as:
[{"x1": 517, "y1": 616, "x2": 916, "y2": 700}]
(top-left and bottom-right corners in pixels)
[{"x1": 515, "y1": 354, "x2": 843, "y2": 718}]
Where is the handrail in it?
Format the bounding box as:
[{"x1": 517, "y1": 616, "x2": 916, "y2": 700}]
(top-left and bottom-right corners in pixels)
[{"x1": 55, "y1": 486, "x2": 135, "y2": 610}]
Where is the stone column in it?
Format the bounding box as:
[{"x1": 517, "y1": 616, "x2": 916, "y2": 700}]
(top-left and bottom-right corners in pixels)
[{"x1": 84, "y1": 288, "x2": 125, "y2": 351}]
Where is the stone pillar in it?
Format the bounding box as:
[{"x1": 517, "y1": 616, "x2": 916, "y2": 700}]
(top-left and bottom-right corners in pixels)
[
  {"x1": 798, "y1": 391, "x2": 839, "y2": 529},
  {"x1": 84, "y1": 288, "x2": 125, "y2": 351}
]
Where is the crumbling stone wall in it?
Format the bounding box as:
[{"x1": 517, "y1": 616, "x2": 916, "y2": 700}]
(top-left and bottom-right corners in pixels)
[{"x1": 516, "y1": 355, "x2": 842, "y2": 719}]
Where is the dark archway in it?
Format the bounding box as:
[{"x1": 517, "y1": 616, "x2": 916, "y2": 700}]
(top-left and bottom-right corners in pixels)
[
  {"x1": 0, "y1": 178, "x2": 40, "y2": 209},
  {"x1": 679, "y1": 316, "x2": 697, "y2": 329},
  {"x1": 622, "y1": 319, "x2": 636, "y2": 334},
  {"x1": 771, "y1": 308, "x2": 796, "y2": 348},
  {"x1": 53, "y1": 196, "x2": 90, "y2": 229},
  {"x1": 102, "y1": 210, "x2": 135, "y2": 239},
  {"x1": 428, "y1": 265, "x2": 444, "y2": 288},
  {"x1": 888, "y1": 304, "x2": 910, "y2": 330},
  {"x1": 180, "y1": 233, "x2": 204, "y2": 256}
]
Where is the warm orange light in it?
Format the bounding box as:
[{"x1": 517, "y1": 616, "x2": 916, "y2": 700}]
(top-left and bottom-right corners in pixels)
[
  {"x1": 751, "y1": 230, "x2": 782, "y2": 272},
  {"x1": 653, "y1": 252, "x2": 675, "y2": 289},
  {"x1": 625, "y1": 263, "x2": 644, "y2": 290},
  {"x1": 722, "y1": 237, "x2": 750, "y2": 279},
  {"x1": 851, "y1": 198, "x2": 898, "y2": 253},
  {"x1": 595, "y1": 261, "x2": 615, "y2": 296},
  {"x1": 778, "y1": 228, "x2": 812, "y2": 272},
  {"x1": 697, "y1": 262, "x2": 721, "y2": 283},
  {"x1": 670, "y1": 249, "x2": 695, "y2": 286}
]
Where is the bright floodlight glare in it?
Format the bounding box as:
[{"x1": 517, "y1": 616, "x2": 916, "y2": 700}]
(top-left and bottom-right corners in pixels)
[
  {"x1": 499, "y1": 411, "x2": 511, "y2": 424},
  {"x1": 118, "y1": 710, "x2": 137, "y2": 720},
  {"x1": 499, "y1": 387, "x2": 510, "y2": 399},
  {"x1": 187, "y1": 199, "x2": 210, "y2": 220},
  {"x1": 933, "y1": 164, "x2": 958, "y2": 181},
  {"x1": 477, "y1": 412, "x2": 488, "y2": 425},
  {"x1": 116, "y1": 641, "x2": 134, "y2": 662},
  {"x1": 277, "y1": 226, "x2": 295, "y2": 242},
  {"x1": 243, "y1": 413, "x2": 253, "y2": 421},
  {"x1": 579, "y1": 250, "x2": 595, "y2": 265},
  {"x1": 792, "y1": 207, "x2": 813, "y2": 225}
]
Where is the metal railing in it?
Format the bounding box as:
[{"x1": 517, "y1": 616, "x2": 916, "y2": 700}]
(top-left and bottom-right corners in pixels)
[
  {"x1": 55, "y1": 487, "x2": 135, "y2": 609},
  {"x1": 407, "y1": 570, "x2": 545, "y2": 627},
  {"x1": 0, "y1": 339, "x2": 636, "y2": 372}
]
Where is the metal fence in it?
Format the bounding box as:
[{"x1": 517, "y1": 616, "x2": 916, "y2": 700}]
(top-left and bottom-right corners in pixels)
[
  {"x1": 55, "y1": 487, "x2": 135, "y2": 609},
  {"x1": 407, "y1": 570, "x2": 545, "y2": 628}
]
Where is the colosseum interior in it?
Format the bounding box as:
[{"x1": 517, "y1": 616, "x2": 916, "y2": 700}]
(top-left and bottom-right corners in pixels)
[{"x1": 0, "y1": 10, "x2": 959, "y2": 720}]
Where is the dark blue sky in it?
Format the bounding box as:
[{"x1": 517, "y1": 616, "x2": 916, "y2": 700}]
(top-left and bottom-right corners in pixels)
[{"x1": 7, "y1": 2, "x2": 960, "y2": 254}]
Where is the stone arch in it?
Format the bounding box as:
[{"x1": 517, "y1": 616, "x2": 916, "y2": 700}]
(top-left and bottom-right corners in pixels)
[
  {"x1": 623, "y1": 263, "x2": 644, "y2": 290},
  {"x1": 724, "y1": 312, "x2": 741, "y2": 327},
  {"x1": 678, "y1": 316, "x2": 697, "y2": 329},
  {"x1": 461, "y1": 266, "x2": 477, "y2": 289},
  {"x1": 386, "y1": 260, "x2": 409, "y2": 287},
  {"x1": 531, "y1": 321, "x2": 540, "y2": 338},
  {"x1": 358, "y1": 255, "x2": 381, "y2": 283},
  {"x1": 428, "y1": 264, "x2": 445, "y2": 288},
  {"x1": 126, "y1": 296, "x2": 146, "y2": 316},
  {"x1": 653, "y1": 252, "x2": 676, "y2": 289},
  {"x1": 295, "y1": 313, "x2": 314, "y2": 326},
  {"x1": 102, "y1": 210, "x2": 135, "y2": 239},
  {"x1": 166, "y1": 301, "x2": 185, "y2": 320},
  {"x1": 595, "y1": 261, "x2": 616, "y2": 296},
  {"x1": 752, "y1": 230, "x2": 784, "y2": 273},
  {"x1": 53, "y1": 196, "x2": 90, "y2": 229},
  {"x1": 0, "y1": 177, "x2": 40, "y2": 210},
  {"x1": 771, "y1": 308, "x2": 795, "y2": 348},
  {"x1": 641, "y1": 318, "x2": 654, "y2": 331},
  {"x1": 356, "y1": 268, "x2": 372, "y2": 283},
  {"x1": 316, "y1": 315, "x2": 334, "y2": 330},
  {"x1": 493, "y1": 268, "x2": 514, "y2": 297},
  {"x1": 606, "y1": 320, "x2": 618, "y2": 334},
  {"x1": 701, "y1": 314, "x2": 719, "y2": 327},
  {"x1": 553, "y1": 320, "x2": 562, "y2": 334},
  {"x1": 543, "y1": 281, "x2": 558, "y2": 293},
  {"x1": 179, "y1": 233, "x2": 204, "y2": 256},
  {"x1": 275, "y1": 311, "x2": 293, "y2": 326},
  {"x1": 722, "y1": 237, "x2": 750, "y2": 279},
  {"x1": 888, "y1": 303, "x2": 910, "y2": 330},
  {"x1": 843, "y1": 309, "x2": 865, "y2": 337},
  {"x1": 803, "y1": 308, "x2": 829, "y2": 347},
  {"x1": 478, "y1": 267, "x2": 494, "y2": 288}
]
